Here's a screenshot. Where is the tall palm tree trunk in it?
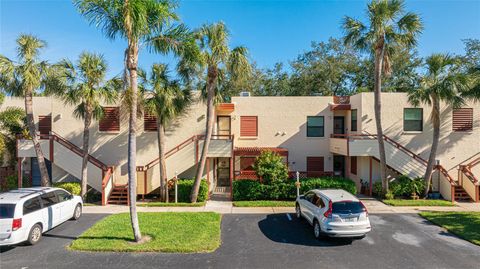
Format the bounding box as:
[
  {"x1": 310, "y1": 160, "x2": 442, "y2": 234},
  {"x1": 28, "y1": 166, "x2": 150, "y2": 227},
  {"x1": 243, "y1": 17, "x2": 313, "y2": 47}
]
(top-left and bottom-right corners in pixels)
[
  {"x1": 25, "y1": 89, "x2": 50, "y2": 187},
  {"x1": 127, "y1": 44, "x2": 142, "y2": 242},
  {"x1": 374, "y1": 42, "x2": 388, "y2": 195},
  {"x1": 80, "y1": 107, "x2": 92, "y2": 200},
  {"x1": 423, "y1": 96, "x2": 440, "y2": 197},
  {"x1": 191, "y1": 67, "x2": 217, "y2": 202},
  {"x1": 157, "y1": 118, "x2": 168, "y2": 202}
]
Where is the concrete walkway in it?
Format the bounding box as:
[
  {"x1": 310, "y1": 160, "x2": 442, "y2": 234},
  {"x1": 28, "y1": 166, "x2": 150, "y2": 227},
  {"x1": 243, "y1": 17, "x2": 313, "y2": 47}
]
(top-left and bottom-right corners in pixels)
[{"x1": 83, "y1": 198, "x2": 480, "y2": 215}]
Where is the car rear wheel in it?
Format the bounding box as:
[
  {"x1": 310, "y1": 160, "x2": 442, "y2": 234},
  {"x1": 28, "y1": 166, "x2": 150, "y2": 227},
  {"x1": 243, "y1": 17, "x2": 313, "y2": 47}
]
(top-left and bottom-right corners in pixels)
[
  {"x1": 313, "y1": 220, "x2": 322, "y2": 239},
  {"x1": 72, "y1": 204, "x2": 82, "y2": 220},
  {"x1": 27, "y1": 224, "x2": 42, "y2": 245},
  {"x1": 295, "y1": 204, "x2": 302, "y2": 219}
]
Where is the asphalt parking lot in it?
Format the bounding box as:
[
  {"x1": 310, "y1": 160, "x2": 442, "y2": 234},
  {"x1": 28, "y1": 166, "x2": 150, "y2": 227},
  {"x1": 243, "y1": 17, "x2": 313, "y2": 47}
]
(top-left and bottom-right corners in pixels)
[{"x1": 1, "y1": 213, "x2": 479, "y2": 269}]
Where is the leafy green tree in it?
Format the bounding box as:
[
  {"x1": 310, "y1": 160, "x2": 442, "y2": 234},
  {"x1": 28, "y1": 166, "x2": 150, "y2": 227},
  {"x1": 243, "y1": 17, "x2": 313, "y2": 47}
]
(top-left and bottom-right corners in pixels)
[
  {"x1": 143, "y1": 64, "x2": 192, "y2": 202},
  {"x1": 289, "y1": 38, "x2": 361, "y2": 96},
  {"x1": 59, "y1": 52, "x2": 118, "y2": 200},
  {"x1": 0, "y1": 34, "x2": 64, "y2": 186},
  {"x1": 252, "y1": 150, "x2": 288, "y2": 185},
  {"x1": 343, "y1": 0, "x2": 423, "y2": 194},
  {"x1": 0, "y1": 107, "x2": 26, "y2": 166},
  {"x1": 408, "y1": 54, "x2": 474, "y2": 197},
  {"x1": 75, "y1": 0, "x2": 193, "y2": 242},
  {"x1": 186, "y1": 22, "x2": 252, "y2": 202}
]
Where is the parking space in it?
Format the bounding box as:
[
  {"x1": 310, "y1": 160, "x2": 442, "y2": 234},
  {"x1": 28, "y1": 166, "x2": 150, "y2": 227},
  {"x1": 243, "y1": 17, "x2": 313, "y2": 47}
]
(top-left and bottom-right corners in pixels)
[{"x1": 1, "y1": 213, "x2": 479, "y2": 269}]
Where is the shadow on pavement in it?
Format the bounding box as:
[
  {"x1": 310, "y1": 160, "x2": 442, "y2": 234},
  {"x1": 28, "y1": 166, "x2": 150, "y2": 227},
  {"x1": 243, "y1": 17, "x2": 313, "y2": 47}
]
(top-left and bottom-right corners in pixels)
[{"x1": 258, "y1": 213, "x2": 354, "y2": 247}]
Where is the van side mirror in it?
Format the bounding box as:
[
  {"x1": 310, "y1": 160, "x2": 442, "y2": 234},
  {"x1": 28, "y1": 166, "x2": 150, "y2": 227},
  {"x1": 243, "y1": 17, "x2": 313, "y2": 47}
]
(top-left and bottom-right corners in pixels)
[
  {"x1": 299, "y1": 195, "x2": 305, "y2": 200},
  {"x1": 68, "y1": 194, "x2": 74, "y2": 200}
]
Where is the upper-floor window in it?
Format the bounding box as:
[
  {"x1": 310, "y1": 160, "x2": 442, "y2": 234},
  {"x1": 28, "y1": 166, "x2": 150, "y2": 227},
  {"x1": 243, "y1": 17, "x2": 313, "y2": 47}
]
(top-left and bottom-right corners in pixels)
[
  {"x1": 240, "y1": 116, "x2": 258, "y2": 137},
  {"x1": 403, "y1": 108, "x2": 423, "y2": 132},
  {"x1": 38, "y1": 115, "x2": 52, "y2": 135},
  {"x1": 452, "y1": 108, "x2": 473, "y2": 132},
  {"x1": 307, "y1": 116, "x2": 324, "y2": 137},
  {"x1": 351, "y1": 109, "x2": 357, "y2": 132},
  {"x1": 99, "y1": 107, "x2": 120, "y2": 132},
  {"x1": 144, "y1": 112, "x2": 157, "y2": 132}
]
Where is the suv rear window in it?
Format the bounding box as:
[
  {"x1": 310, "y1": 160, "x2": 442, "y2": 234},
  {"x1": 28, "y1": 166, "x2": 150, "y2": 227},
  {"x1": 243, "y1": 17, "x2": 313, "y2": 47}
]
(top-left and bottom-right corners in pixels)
[
  {"x1": 0, "y1": 204, "x2": 15, "y2": 219},
  {"x1": 332, "y1": 201, "x2": 366, "y2": 214}
]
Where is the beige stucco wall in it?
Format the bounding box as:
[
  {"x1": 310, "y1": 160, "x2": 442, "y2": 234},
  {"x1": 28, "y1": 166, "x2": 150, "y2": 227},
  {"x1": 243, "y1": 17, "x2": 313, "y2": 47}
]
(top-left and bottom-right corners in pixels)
[
  {"x1": 231, "y1": 96, "x2": 335, "y2": 172},
  {"x1": 2, "y1": 95, "x2": 210, "y2": 185},
  {"x1": 359, "y1": 92, "x2": 480, "y2": 181}
]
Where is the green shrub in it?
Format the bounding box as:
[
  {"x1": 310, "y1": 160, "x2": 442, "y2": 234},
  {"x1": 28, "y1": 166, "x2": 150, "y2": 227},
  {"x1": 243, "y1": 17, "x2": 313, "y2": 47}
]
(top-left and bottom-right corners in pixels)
[
  {"x1": 171, "y1": 179, "x2": 209, "y2": 202},
  {"x1": 53, "y1": 182, "x2": 81, "y2": 195},
  {"x1": 389, "y1": 176, "x2": 426, "y2": 198},
  {"x1": 252, "y1": 150, "x2": 288, "y2": 184},
  {"x1": 232, "y1": 177, "x2": 357, "y2": 201},
  {"x1": 385, "y1": 190, "x2": 395, "y2": 200},
  {"x1": 372, "y1": 182, "x2": 383, "y2": 197},
  {"x1": 6, "y1": 175, "x2": 17, "y2": 190}
]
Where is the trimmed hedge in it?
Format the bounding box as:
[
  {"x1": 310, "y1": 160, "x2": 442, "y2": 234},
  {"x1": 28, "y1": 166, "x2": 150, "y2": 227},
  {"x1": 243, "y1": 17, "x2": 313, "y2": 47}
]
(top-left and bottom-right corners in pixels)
[
  {"x1": 232, "y1": 177, "x2": 357, "y2": 201},
  {"x1": 53, "y1": 182, "x2": 81, "y2": 195},
  {"x1": 171, "y1": 179, "x2": 209, "y2": 202}
]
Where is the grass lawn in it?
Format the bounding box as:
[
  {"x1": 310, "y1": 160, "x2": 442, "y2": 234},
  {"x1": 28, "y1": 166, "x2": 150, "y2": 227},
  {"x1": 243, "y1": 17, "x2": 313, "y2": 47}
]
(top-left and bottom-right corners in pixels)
[
  {"x1": 382, "y1": 199, "x2": 455, "y2": 207},
  {"x1": 233, "y1": 200, "x2": 295, "y2": 207},
  {"x1": 138, "y1": 201, "x2": 206, "y2": 207},
  {"x1": 419, "y1": 212, "x2": 480, "y2": 246},
  {"x1": 69, "y1": 212, "x2": 221, "y2": 252}
]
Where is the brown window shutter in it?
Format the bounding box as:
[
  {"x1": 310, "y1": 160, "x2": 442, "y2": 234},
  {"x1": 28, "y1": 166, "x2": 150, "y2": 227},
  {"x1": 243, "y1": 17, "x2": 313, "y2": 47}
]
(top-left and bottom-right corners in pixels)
[
  {"x1": 99, "y1": 107, "x2": 120, "y2": 132},
  {"x1": 350, "y1": 156, "x2": 357, "y2": 175},
  {"x1": 307, "y1": 157, "x2": 324, "y2": 177},
  {"x1": 144, "y1": 112, "x2": 157, "y2": 131},
  {"x1": 452, "y1": 108, "x2": 473, "y2": 131},
  {"x1": 240, "y1": 116, "x2": 258, "y2": 137},
  {"x1": 38, "y1": 115, "x2": 52, "y2": 135}
]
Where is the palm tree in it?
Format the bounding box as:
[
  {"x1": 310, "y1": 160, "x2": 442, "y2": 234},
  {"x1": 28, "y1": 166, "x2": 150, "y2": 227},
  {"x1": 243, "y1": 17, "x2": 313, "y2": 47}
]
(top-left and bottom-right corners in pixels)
[
  {"x1": 0, "y1": 107, "x2": 27, "y2": 167},
  {"x1": 408, "y1": 54, "x2": 473, "y2": 197},
  {"x1": 342, "y1": 0, "x2": 422, "y2": 194},
  {"x1": 0, "y1": 34, "x2": 63, "y2": 187},
  {"x1": 143, "y1": 64, "x2": 192, "y2": 202},
  {"x1": 189, "y1": 22, "x2": 252, "y2": 202},
  {"x1": 59, "y1": 52, "x2": 118, "y2": 200},
  {"x1": 75, "y1": 0, "x2": 194, "y2": 242}
]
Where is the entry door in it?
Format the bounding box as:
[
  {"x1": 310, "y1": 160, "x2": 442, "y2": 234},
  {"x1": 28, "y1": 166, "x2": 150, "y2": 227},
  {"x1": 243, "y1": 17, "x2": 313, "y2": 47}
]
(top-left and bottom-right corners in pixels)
[
  {"x1": 31, "y1": 158, "x2": 52, "y2": 186},
  {"x1": 216, "y1": 158, "x2": 230, "y2": 187},
  {"x1": 334, "y1": 116, "x2": 345, "y2": 135},
  {"x1": 217, "y1": 116, "x2": 231, "y2": 138},
  {"x1": 333, "y1": 155, "x2": 345, "y2": 177}
]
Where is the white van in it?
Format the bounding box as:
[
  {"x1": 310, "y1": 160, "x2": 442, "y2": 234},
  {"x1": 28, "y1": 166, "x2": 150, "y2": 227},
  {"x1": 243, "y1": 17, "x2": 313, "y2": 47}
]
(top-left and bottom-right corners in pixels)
[{"x1": 0, "y1": 187, "x2": 83, "y2": 246}]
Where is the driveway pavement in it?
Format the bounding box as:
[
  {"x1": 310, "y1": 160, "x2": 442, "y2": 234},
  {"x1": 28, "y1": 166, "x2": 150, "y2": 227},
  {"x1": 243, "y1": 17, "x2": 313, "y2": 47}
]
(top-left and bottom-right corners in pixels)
[{"x1": 1, "y1": 213, "x2": 479, "y2": 269}]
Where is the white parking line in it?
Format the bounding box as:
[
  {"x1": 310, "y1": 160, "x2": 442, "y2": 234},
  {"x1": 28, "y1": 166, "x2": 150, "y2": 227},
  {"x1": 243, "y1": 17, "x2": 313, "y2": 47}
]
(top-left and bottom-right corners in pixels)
[{"x1": 286, "y1": 213, "x2": 292, "y2": 221}]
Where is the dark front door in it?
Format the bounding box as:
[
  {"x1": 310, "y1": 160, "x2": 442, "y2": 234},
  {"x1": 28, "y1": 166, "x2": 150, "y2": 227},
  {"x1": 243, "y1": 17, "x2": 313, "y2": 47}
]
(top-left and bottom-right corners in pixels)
[
  {"x1": 216, "y1": 158, "x2": 230, "y2": 187},
  {"x1": 31, "y1": 158, "x2": 52, "y2": 186},
  {"x1": 334, "y1": 116, "x2": 345, "y2": 135},
  {"x1": 333, "y1": 155, "x2": 345, "y2": 177}
]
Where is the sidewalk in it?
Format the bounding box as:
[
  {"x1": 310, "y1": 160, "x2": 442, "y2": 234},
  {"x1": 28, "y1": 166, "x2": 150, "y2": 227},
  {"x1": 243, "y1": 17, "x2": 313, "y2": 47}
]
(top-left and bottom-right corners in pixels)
[{"x1": 83, "y1": 199, "x2": 480, "y2": 215}]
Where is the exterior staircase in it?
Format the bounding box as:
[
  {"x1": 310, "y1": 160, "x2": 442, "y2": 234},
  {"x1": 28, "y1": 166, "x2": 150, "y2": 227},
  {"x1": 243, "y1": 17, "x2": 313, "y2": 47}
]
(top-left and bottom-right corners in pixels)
[
  {"x1": 454, "y1": 186, "x2": 473, "y2": 202},
  {"x1": 107, "y1": 185, "x2": 129, "y2": 205},
  {"x1": 458, "y1": 156, "x2": 480, "y2": 202},
  {"x1": 17, "y1": 131, "x2": 115, "y2": 205},
  {"x1": 330, "y1": 132, "x2": 470, "y2": 202}
]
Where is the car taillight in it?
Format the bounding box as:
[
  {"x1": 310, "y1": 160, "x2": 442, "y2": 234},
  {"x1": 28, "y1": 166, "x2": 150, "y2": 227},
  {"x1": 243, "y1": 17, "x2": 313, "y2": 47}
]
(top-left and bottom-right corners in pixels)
[
  {"x1": 360, "y1": 201, "x2": 368, "y2": 217},
  {"x1": 12, "y1": 218, "x2": 22, "y2": 231},
  {"x1": 324, "y1": 200, "x2": 333, "y2": 218}
]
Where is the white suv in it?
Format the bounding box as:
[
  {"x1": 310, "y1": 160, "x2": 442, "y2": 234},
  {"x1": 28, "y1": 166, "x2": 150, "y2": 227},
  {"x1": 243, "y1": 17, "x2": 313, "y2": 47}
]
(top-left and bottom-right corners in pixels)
[
  {"x1": 0, "y1": 187, "x2": 83, "y2": 246},
  {"x1": 295, "y1": 189, "x2": 371, "y2": 239}
]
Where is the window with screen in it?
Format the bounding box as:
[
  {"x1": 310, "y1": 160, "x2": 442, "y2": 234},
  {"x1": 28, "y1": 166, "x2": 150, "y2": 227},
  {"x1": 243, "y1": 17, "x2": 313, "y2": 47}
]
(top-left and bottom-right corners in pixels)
[
  {"x1": 307, "y1": 116, "x2": 324, "y2": 137},
  {"x1": 351, "y1": 109, "x2": 357, "y2": 132},
  {"x1": 404, "y1": 108, "x2": 423, "y2": 131}
]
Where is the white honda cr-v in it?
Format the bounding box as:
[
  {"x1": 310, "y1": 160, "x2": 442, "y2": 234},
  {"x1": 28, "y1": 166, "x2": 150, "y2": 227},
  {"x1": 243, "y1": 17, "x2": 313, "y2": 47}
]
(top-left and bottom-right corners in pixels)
[
  {"x1": 0, "y1": 187, "x2": 83, "y2": 246},
  {"x1": 295, "y1": 189, "x2": 371, "y2": 239}
]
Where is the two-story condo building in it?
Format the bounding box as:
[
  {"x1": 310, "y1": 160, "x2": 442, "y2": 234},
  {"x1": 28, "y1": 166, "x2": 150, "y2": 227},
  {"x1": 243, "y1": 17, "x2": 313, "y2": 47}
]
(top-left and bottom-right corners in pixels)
[{"x1": 5, "y1": 92, "x2": 480, "y2": 204}]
